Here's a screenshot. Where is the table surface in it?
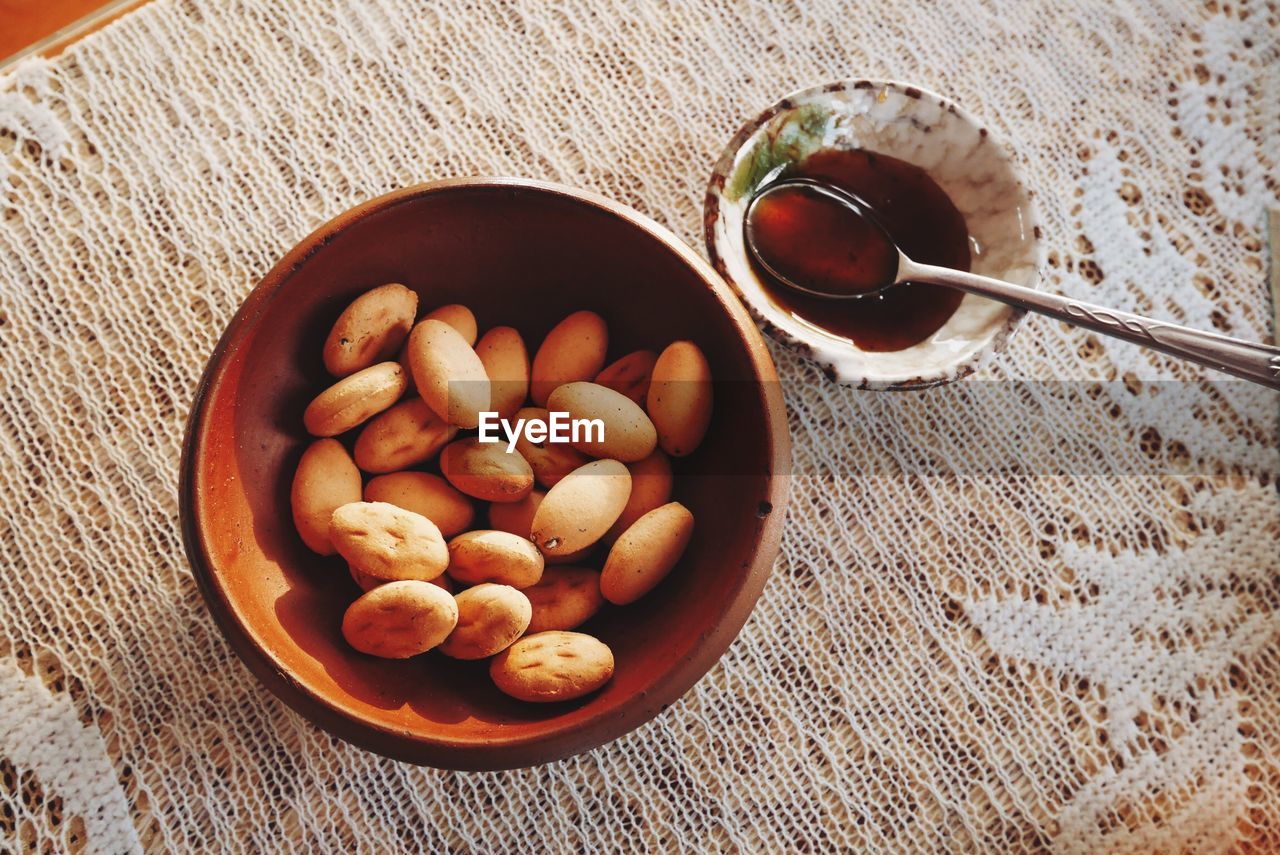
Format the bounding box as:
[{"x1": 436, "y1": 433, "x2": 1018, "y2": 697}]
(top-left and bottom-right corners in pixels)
[{"x1": 0, "y1": 0, "x2": 1277, "y2": 852}]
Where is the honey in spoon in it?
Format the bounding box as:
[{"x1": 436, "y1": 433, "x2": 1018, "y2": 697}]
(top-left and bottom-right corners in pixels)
[
  {"x1": 746, "y1": 179, "x2": 901, "y2": 297},
  {"x1": 745, "y1": 149, "x2": 971, "y2": 352}
]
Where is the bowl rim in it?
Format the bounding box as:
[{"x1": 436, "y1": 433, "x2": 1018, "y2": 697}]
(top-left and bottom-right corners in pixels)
[
  {"x1": 703, "y1": 78, "x2": 1046, "y2": 391},
  {"x1": 179, "y1": 176, "x2": 792, "y2": 770}
]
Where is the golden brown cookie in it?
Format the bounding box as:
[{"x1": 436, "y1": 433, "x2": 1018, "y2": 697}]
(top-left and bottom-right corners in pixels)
[
  {"x1": 647, "y1": 341, "x2": 713, "y2": 457},
  {"x1": 600, "y1": 502, "x2": 694, "y2": 604},
  {"x1": 475, "y1": 326, "x2": 529, "y2": 421},
  {"x1": 329, "y1": 501, "x2": 449, "y2": 581},
  {"x1": 439, "y1": 583, "x2": 532, "y2": 660},
  {"x1": 363, "y1": 472, "x2": 475, "y2": 539},
  {"x1": 290, "y1": 438, "x2": 362, "y2": 555},
  {"x1": 341, "y1": 580, "x2": 457, "y2": 658},
  {"x1": 323, "y1": 283, "x2": 418, "y2": 377},
  {"x1": 546, "y1": 382, "x2": 657, "y2": 463},
  {"x1": 353, "y1": 398, "x2": 456, "y2": 473},
  {"x1": 487, "y1": 490, "x2": 595, "y2": 564},
  {"x1": 405, "y1": 319, "x2": 490, "y2": 428},
  {"x1": 524, "y1": 567, "x2": 604, "y2": 633},
  {"x1": 604, "y1": 449, "x2": 673, "y2": 543},
  {"x1": 530, "y1": 310, "x2": 608, "y2": 405},
  {"x1": 511, "y1": 406, "x2": 590, "y2": 488},
  {"x1": 303, "y1": 361, "x2": 408, "y2": 437},
  {"x1": 422, "y1": 303, "x2": 478, "y2": 345},
  {"x1": 530, "y1": 459, "x2": 631, "y2": 556},
  {"x1": 440, "y1": 437, "x2": 534, "y2": 503},
  {"x1": 490, "y1": 631, "x2": 614, "y2": 702},
  {"x1": 595, "y1": 349, "x2": 657, "y2": 406},
  {"x1": 446, "y1": 530, "x2": 544, "y2": 588}
]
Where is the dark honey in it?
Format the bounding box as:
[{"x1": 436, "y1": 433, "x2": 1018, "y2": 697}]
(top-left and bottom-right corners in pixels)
[
  {"x1": 750, "y1": 149, "x2": 971, "y2": 352},
  {"x1": 748, "y1": 181, "x2": 901, "y2": 297}
]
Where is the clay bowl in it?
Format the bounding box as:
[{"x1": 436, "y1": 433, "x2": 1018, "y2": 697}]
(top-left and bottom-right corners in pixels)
[{"x1": 180, "y1": 177, "x2": 790, "y2": 770}]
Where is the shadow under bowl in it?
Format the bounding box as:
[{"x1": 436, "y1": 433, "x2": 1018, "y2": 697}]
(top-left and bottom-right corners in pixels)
[{"x1": 180, "y1": 177, "x2": 791, "y2": 770}]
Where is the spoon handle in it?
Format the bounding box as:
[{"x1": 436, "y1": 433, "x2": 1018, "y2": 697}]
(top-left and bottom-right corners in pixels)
[{"x1": 901, "y1": 258, "x2": 1280, "y2": 390}]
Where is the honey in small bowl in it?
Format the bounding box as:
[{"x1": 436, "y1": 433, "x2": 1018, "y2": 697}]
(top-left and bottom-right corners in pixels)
[{"x1": 749, "y1": 149, "x2": 971, "y2": 353}]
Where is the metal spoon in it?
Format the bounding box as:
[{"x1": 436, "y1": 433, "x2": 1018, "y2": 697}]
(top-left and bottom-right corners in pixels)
[{"x1": 745, "y1": 178, "x2": 1280, "y2": 389}]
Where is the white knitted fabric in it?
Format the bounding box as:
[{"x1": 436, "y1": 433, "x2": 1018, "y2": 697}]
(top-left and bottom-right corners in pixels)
[{"x1": 1, "y1": 0, "x2": 1277, "y2": 851}]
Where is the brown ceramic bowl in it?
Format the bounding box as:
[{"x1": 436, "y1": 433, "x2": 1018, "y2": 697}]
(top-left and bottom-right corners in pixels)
[{"x1": 180, "y1": 177, "x2": 790, "y2": 770}]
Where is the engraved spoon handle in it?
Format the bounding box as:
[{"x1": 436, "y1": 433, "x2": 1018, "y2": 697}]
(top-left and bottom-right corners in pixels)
[{"x1": 900, "y1": 257, "x2": 1280, "y2": 390}]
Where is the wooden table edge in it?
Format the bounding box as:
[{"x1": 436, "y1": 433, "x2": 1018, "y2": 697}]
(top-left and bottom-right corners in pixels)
[{"x1": 1, "y1": 0, "x2": 150, "y2": 74}]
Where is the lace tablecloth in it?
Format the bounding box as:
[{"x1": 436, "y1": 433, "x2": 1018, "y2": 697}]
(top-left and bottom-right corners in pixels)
[{"x1": 1, "y1": 0, "x2": 1277, "y2": 851}]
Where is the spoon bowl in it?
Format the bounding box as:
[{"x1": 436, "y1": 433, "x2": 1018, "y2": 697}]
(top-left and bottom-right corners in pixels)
[{"x1": 744, "y1": 178, "x2": 901, "y2": 300}]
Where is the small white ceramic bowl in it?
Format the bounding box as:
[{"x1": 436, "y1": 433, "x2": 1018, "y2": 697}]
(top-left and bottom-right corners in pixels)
[{"x1": 705, "y1": 80, "x2": 1044, "y2": 390}]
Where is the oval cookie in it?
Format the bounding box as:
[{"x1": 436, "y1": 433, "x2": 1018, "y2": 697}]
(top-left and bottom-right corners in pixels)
[
  {"x1": 290, "y1": 438, "x2": 362, "y2": 555},
  {"x1": 600, "y1": 502, "x2": 694, "y2": 605},
  {"x1": 487, "y1": 490, "x2": 594, "y2": 564},
  {"x1": 530, "y1": 459, "x2": 631, "y2": 556},
  {"x1": 647, "y1": 341, "x2": 712, "y2": 457},
  {"x1": 364, "y1": 471, "x2": 475, "y2": 539},
  {"x1": 303, "y1": 362, "x2": 408, "y2": 437},
  {"x1": 511, "y1": 406, "x2": 590, "y2": 488},
  {"x1": 604, "y1": 449, "x2": 673, "y2": 543},
  {"x1": 342, "y1": 580, "x2": 458, "y2": 658},
  {"x1": 440, "y1": 437, "x2": 534, "y2": 503},
  {"x1": 595, "y1": 349, "x2": 657, "y2": 405},
  {"x1": 439, "y1": 583, "x2": 532, "y2": 660},
  {"x1": 422, "y1": 303, "x2": 478, "y2": 345},
  {"x1": 353, "y1": 397, "x2": 457, "y2": 473},
  {"x1": 524, "y1": 567, "x2": 604, "y2": 633},
  {"x1": 530, "y1": 310, "x2": 608, "y2": 405},
  {"x1": 475, "y1": 326, "x2": 529, "y2": 421},
  {"x1": 323, "y1": 283, "x2": 418, "y2": 377},
  {"x1": 329, "y1": 501, "x2": 449, "y2": 582},
  {"x1": 406, "y1": 319, "x2": 491, "y2": 428},
  {"x1": 490, "y1": 631, "x2": 614, "y2": 702},
  {"x1": 546, "y1": 382, "x2": 657, "y2": 463},
  {"x1": 446, "y1": 530, "x2": 544, "y2": 588}
]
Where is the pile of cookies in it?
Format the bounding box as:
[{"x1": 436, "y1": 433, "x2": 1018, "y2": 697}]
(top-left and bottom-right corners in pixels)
[{"x1": 290, "y1": 283, "x2": 711, "y2": 703}]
